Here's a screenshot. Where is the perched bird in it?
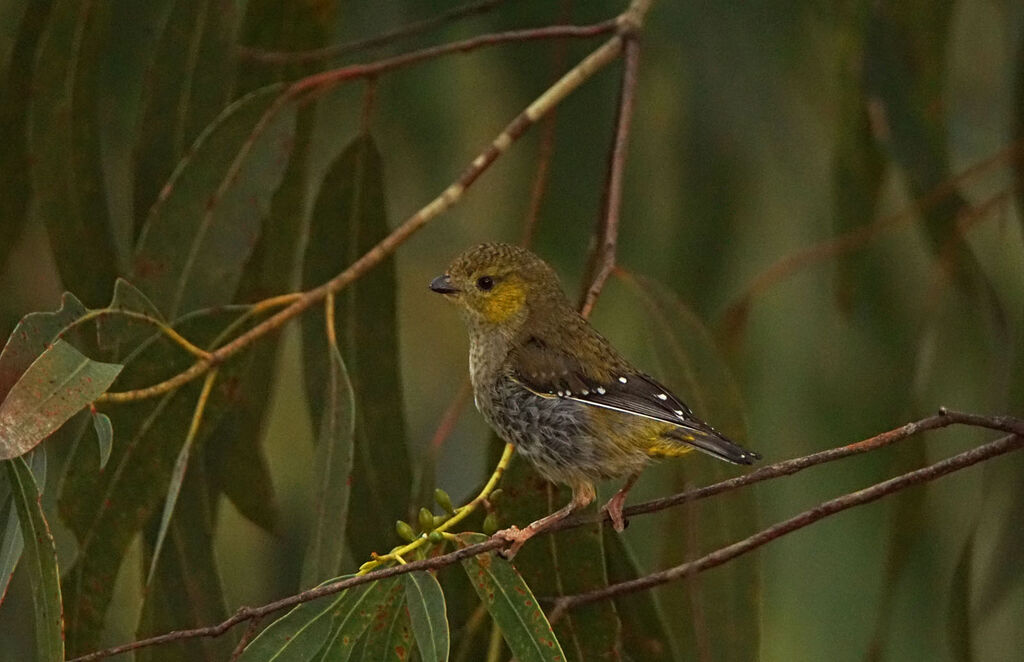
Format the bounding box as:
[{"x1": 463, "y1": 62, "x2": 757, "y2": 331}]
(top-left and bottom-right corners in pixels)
[{"x1": 430, "y1": 243, "x2": 759, "y2": 556}]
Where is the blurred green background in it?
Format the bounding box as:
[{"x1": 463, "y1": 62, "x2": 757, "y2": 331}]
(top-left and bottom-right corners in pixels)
[{"x1": 0, "y1": 0, "x2": 1022, "y2": 660}]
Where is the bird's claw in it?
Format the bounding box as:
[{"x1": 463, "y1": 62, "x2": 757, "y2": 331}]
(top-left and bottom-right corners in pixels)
[
  {"x1": 493, "y1": 525, "x2": 531, "y2": 560},
  {"x1": 601, "y1": 498, "x2": 629, "y2": 532}
]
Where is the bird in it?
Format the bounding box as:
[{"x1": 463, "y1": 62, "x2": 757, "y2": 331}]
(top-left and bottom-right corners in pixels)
[{"x1": 429, "y1": 243, "x2": 759, "y2": 557}]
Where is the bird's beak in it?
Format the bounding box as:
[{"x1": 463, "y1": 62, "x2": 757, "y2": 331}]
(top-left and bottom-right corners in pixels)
[{"x1": 429, "y1": 274, "x2": 459, "y2": 294}]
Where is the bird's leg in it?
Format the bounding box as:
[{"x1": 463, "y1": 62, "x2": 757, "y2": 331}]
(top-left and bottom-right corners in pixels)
[
  {"x1": 601, "y1": 471, "x2": 641, "y2": 532},
  {"x1": 495, "y1": 482, "x2": 596, "y2": 559}
]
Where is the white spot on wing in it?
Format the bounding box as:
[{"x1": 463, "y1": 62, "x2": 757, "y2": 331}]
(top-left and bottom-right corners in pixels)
[
  {"x1": 596, "y1": 386, "x2": 606, "y2": 395},
  {"x1": 656, "y1": 393, "x2": 668, "y2": 401},
  {"x1": 618, "y1": 376, "x2": 628, "y2": 383}
]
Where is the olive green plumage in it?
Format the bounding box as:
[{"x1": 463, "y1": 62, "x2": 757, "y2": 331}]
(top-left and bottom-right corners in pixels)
[{"x1": 430, "y1": 243, "x2": 759, "y2": 552}]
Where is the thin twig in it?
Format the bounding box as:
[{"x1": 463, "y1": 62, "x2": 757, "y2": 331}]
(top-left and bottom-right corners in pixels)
[
  {"x1": 547, "y1": 432, "x2": 1024, "y2": 620},
  {"x1": 97, "y1": 18, "x2": 631, "y2": 405},
  {"x1": 238, "y1": 0, "x2": 507, "y2": 64},
  {"x1": 62, "y1": 308, "x2": 212, "y2": 360},
  {"x1": 579, "y1": 36, "x2": 640, "y2": 318},
  {"x1": 66, "y1": 410, "x2": 1022, "y2": 661},
  {"x1": 227, "y1": 616, "x2": 262, "y2": 662}
]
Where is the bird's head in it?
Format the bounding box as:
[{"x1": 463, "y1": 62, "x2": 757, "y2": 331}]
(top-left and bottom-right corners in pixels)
[{"x1": 429, "y1": 243, "x2": 568, "y2": 335}]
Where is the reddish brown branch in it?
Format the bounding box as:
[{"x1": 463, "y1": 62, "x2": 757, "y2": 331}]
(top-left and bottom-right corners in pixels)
[
  {"x1": 238, "y1": 0, "x2": 507, "y2": 64},
  {"x1": 548, "y1": 431, "x2": 1024, "y2": 620},
  {"x1": 580, "y1": 37, "x2": 640, "y2": 318},
  {"x1": 67, "y1": 410, "x2": 1023, "y2": 661}
]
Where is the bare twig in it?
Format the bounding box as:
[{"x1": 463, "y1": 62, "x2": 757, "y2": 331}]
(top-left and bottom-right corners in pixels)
[
  {"x1": 67, "y1": 410, "x2": 1023, "y2": 661},
  {"x1": 238, "y1": 0, "x2": 507, "y2": 64},
  {"x1": 548, "y1": 432, "x2": 1024, "y2": 620},
  {"x1": 579, "y1": 36, "x2": 640, "y2": 318}
]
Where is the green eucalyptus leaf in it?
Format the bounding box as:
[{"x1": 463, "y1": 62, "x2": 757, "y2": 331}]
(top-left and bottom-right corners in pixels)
[
  {"x1": 5, "y1": 455, "x2": 63, "y2": 662},
  {"x1": 361, "y1": 580, "x2": 413, "y2": 662},
  {"x1": 403, "y1": 571, "x2": 449, "y2": 662}
]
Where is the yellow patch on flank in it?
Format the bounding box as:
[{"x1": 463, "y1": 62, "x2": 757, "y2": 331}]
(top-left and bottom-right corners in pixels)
[{"x1": 481, "y1": 278, "x2": 527, "y2": 324}]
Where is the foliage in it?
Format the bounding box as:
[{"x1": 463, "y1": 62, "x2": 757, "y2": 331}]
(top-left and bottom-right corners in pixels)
[{"x1": 0, "y1": 1, "x2": 1022, "y2": 661}]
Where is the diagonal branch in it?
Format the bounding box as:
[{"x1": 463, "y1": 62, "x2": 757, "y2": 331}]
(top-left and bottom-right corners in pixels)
[
  {"x1": 580, "y1": 35, "x2": 641, "y2": 318},
  {"x1": 66, "y1": 409, "x2": 1024, "y2": 661}
]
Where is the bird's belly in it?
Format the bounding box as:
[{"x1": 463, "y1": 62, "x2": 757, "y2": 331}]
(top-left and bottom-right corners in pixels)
[{"x1": 478, "y1": 378, "x2": 648, "y2": 483}]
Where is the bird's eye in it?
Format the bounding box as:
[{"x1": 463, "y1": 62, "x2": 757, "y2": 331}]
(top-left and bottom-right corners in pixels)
[{"x1": 476, "y1": 276, "x2": 494, "y2": 291}]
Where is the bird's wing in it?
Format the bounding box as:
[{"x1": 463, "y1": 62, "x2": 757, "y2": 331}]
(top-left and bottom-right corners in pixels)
[{"x1": 509, "y1": 336, "x2": 760, "y2": 465}]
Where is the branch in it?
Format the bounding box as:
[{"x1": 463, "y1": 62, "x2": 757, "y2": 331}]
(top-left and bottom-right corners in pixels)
[
  {"x1": 548, "y1": 431, "x2": 1024, "y2": 620},
  {"x1": 67, "y1": 410, "x2": 1023, "y2": 661},
  {"x1": 579, "y1": 36, "x2": 640, "y2": 318},
  {"x1": 97, "y1": 16, "x2": 633, "y2": 405},
  {"x1": 238, "y1": 0, "x2": 507, "y2": 64}
]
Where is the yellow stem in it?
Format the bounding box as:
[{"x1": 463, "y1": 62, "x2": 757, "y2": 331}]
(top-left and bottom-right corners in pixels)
[
  {"x1": 357, "y1": 443, "x2": 514, "y2": 575},
  {"x1": 485, "y1": 620, "x2": 504, "y2": 662},
  {"x1": 66, "y1": 308, "x2": 212, "y2": 360}
]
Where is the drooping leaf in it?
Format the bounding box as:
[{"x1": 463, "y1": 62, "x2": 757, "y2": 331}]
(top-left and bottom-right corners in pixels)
[
  {"x1": 137, "y1": 455, "x2": 231, "y2": 662},
  {"x1": 239, "y1": 576, "x2": 355, "y2": 662},
  {"x1": 492, "y1": 456, "x2": 620, "y2": 662},
  {"x1": 456, "y1": 533, "x2": 567, "y2": 662},
  {"x1": 301, "y1": 134, "x2": 411, "y2": 560},
  {"x1": 132, "y1": 83, "x2": 297, "y2": 318},
  {"x1": 0, "y1": 292, "x2": 87, "y2": 403},
  {"x1": 205, "y1": 0, "x2": 339, "y2": 539},
  {"x1": 403, "y1": 571, "x2": 449, "y2": 662},
  {"x1": 28, "y1": 0, "x2": 119, "y2": 307},
  {"x1": 316, "y1": 578, "x2": 396, "y2": 661},
  {"x1": 5, "y1": 455, "x2": 63, "y2": 662},
  {"x1": 0, "y1": 340, "x2": 122, "y2": 460},
  {"x1": 132, "y1": 0, "x2": 241, "y2": 236},
  {"x1": 96, "y1": 277, "x2": 165, "y2": 352},
  {"x1": 618, "y1": 271, "x2": 760, "y2": 662},
  {"x1": 361, "y1": 580, "x2": 413, "y2": 662},
  {"x1": 302, "y1": 343, "x2": 356, "y2": 588},
  {"x1": 603, "y1": 529, "x2": 681, "y2": 662},
  {"x1": 0, "y1": 0, "x2": 53, "y2": 273},
  {"x1": 0, "y1": 448, "x2": 45, "y2": 606},
  {"x1": 90, "y1": 411, "x2": 113, "y2": 470}
]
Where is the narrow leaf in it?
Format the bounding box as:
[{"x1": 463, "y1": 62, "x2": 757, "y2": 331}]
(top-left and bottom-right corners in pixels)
[
  {"x1": 302, "y1": 134, "x2": 412, "y2": 560},
  {"x1": 239, "y1": 576, "x2": 354, "y2": 662},
  {"x1": 315, "y1": 578, "x2": 396, "y2": 662},
  {"x1": 0, "y1": 340, "x2": 122, "y2": 460},
  {"x1": 456, "y1": 533, "x2": 567, "y2": 662},
  {"x1": 29, "y1": 0, "x2": 119, "y2": 306},
  {"x1": 0, "y1": 448, "x2": 45, "y2": 605},
  {"x1": 361, "y1": 581, "x2": 413, "y2": 662},
  {"x1": 403, "y1": 571, "x2": 449, "y2": 662},
  {"x1": 948, "y1": 531, "x2": 975, "y2": 662},
  {"x1": 91, "y1": 411, "x2": 113, "y2": 470},
  {"x1": 5, "y1": 455, "x2": 63, "y2": 662},
  {"x1": 132, "y1": 83, "x2": 297, "y2": 317},
  {"x1": 302, "y1": 343, "x2": 356, "y2": 587},
  {"x1": 133, "y1": 0, "x2": 240, "y2": 235}
]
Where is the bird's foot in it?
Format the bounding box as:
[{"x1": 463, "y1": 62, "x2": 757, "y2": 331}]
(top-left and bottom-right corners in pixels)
[
  {"x1": 601, "y1": 494, "x2": 629, "y2": 532},
  {"x1": 493, "y1": 525, "x2": 535, "y2": 560}
]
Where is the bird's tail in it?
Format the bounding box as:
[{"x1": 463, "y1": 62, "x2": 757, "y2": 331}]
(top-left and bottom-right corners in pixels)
[{"x1": 658, "y1": 423, "x2": 761, "y2": 465}]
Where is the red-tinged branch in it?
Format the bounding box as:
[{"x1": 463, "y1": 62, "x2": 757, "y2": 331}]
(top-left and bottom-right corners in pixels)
[
  {"x1": 67, "y1": 410, "x2": 1023, "y2": 661},
  {"x1": 547, "y1": 431, "x2": 1024, "y2": 621},
  {"x1": 580, "y1": 36, "x2": 640, "y2": 319},
  {"x1": 238, "y1": 0, "x2": 507, "y2": 64}
]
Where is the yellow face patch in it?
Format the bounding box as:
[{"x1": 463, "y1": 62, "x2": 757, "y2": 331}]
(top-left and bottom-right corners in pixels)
[{"x1": 479, "y1": 278, "x2": 527, "y2": 324}]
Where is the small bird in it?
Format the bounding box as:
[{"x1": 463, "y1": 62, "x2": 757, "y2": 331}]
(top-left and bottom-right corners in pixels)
[{"x1": 430, "y1": 243, "x2": 759, "y2": 556}]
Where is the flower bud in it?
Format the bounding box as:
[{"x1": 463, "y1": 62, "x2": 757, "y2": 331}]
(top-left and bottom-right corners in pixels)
[{"x1": 395, "y1": 520, "x2": 416, "y2": 542}]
